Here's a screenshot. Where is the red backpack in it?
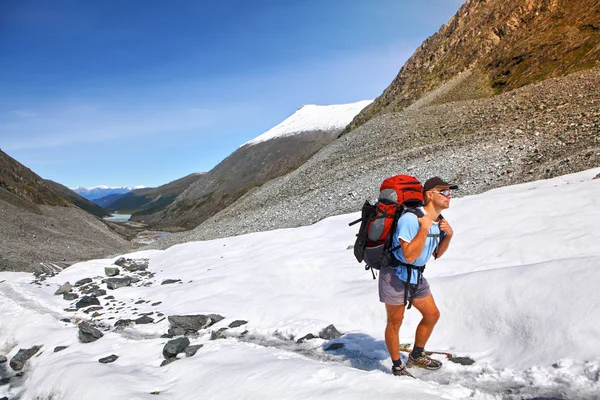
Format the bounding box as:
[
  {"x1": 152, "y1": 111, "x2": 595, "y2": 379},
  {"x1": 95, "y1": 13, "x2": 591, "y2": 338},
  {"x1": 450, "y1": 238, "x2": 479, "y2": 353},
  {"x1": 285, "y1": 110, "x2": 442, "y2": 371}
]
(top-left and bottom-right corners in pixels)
[{"x1": 350, "y1": 175, "x2": 424, "y2": 276}]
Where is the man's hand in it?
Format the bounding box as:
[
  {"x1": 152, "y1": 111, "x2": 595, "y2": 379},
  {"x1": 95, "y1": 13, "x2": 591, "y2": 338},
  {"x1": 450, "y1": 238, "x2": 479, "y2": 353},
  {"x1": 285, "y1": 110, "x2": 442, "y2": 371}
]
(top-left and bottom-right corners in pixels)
[
  {"x1": 418, "y1": 215, "x2": 434, "y2": 231},
  {"x1": 439, "y1": 219, "x2": 453, "y2": 237}
]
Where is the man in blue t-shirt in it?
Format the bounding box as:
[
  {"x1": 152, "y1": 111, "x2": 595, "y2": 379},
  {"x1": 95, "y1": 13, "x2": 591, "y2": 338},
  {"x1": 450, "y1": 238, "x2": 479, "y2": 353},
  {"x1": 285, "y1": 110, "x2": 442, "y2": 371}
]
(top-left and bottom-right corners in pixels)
[{"x1": 379, "y1": 177, "x2": 457, "y2": 377}]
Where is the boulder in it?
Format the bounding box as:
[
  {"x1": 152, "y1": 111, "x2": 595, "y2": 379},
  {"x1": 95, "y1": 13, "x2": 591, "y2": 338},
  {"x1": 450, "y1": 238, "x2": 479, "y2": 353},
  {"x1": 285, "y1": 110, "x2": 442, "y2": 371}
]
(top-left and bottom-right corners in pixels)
[
  {"x1": 105, "y1": 277, "x2": 133, "y2": 290},
  {"x1": 54, "y1": 346, "x2": 68, "y2": 352},
  {"x1": 134, "y1": 315, "x2": 154, "y2": 325},
  {"x1": 162, "y1": 337, "x2": 190, "y2": 359},
  {"x1": 228, "y1": 320, "x2": 248, "y2": 328},
  {"x1": 54, "y1": 282, "x2": 72, "y2": 295},
  {"x1": 99, "y1": 354, "x2": 119, "y2": 364},
  {"x1": 83, "y1": 306, "x2": 103, "y2": 314},
  {"x1": 9, "y1": 346, "x2": 42, "y2": 371},
  {"x1": 63, "y1": 292, "x2": 79, "y2": 301},
  {"x1": 184, "y1": 344, "x2": 203, "y2": 357},
  {"x1": 167, "y1": 314, "x2": 224, "y2": 334},
  {"x1": 82, "y1": 286, "x2": 107, "y2": 297},
  {"x1": 319, "y1": 324, "x2": 342, "y2": 340},
  {"x1": 210, "y1": 328, "x2": 228, "y2": 340},
  {"x1": 114, "y1": 257, "x2": 128, "y2": 267},
  {"x1": 161, "y1": 279, "x2": 181, "y2": 285},
  {"x1": 114, "y1": 319, "x2": 133, "y2": 329},
  {"x1": 160, "y1": 358, "x2": 177, "y2": 367},
  {"x1": 75, "y1": 296, "x2": 100, "y2": 309},
  {"x1": 296, "y1": 333, "x2": 317, "y2": 344},
  {"x1": 104, "y1": 267, "x2": 120, "y2": 277},
  {"x1": 78, "y1": 321, "x2": 104, "y2": 343},
  {"x1": 74, "y1": 278, "x2": 93, "y2": 287}
]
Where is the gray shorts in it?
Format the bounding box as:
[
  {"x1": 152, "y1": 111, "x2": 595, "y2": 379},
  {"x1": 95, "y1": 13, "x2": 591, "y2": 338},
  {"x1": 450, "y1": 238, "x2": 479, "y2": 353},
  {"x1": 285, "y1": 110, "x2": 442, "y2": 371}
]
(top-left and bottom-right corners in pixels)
[{"x1": 378, "y1": 267, "x2": 431, "y2": 305}]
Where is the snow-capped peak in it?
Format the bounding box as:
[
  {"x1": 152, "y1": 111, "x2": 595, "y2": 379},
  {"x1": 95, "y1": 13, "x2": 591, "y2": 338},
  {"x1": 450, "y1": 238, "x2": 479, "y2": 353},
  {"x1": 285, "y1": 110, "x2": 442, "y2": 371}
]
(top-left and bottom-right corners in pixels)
[{"x1": 243, "y1": 100, "x2": 372, "y2": 146}]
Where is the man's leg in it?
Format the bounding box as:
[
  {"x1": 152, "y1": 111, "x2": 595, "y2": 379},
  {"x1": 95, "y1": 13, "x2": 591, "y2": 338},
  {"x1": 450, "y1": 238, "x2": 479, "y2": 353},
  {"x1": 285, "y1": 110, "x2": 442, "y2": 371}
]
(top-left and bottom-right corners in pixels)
[
  {"x1": 410, "y1": 294, "x2": 440, "y2": 348},
  {"x1": 384, "y1": 303, "x2": 406, "y2": 361}
]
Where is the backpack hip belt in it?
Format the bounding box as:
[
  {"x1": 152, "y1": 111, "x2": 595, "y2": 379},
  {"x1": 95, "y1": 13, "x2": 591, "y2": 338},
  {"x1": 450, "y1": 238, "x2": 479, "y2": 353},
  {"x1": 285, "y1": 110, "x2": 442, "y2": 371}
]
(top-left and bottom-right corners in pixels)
[{"x1": 395, "y1": 261, "x2": 426, "y2": 309}]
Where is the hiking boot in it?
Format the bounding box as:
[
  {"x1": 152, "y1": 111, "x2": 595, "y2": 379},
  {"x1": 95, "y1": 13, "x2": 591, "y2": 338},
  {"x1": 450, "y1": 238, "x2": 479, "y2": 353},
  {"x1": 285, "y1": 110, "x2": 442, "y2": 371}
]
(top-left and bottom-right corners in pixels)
[
  {"x1": 392, "y1": 363, "x2": 415, "y2": 378},
  {"x1": 407, "y1": 353, "x2": 443, "y2": 370}
]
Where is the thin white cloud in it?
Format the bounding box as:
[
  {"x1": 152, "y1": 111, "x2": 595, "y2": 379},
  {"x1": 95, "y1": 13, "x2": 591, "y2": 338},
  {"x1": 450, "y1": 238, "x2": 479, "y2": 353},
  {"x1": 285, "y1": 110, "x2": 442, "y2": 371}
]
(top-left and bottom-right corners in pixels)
[
  {"x1": 11, "y1": 109, "x2": 37, "y2": 117},
  {"x1": 2, "y1": 102, "x2": 261, "y2": 151}
]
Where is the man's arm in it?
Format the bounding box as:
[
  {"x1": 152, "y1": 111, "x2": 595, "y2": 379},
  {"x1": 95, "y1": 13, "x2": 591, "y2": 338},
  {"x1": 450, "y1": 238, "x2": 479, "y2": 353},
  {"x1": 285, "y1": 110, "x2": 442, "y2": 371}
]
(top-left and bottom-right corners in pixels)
[
  {"x1": 399, "y1": 216, "x2": 433, "y2": 264},
  {"x1": 434, "y1": 219, "x2": 454, "y2": 258}
]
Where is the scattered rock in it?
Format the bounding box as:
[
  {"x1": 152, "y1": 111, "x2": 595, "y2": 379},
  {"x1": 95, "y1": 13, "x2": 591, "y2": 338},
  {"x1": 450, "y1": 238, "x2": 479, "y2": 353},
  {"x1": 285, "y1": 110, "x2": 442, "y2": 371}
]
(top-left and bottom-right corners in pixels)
[
  {"x1": 151, "y1": 302, "x2": 162, "y2": 306},
  {"x1": 210, "y1": 328, "x2": 228, "y2": 340},
  {"x1": 324, "y1": 343, "x2": 345, "y2": 351},
  {"x1": 449, "y1": 356, "x2": 475, "y2": 365},
  {"x1": 82, "y1": 286, "x2": 106, "y2": 297},
  {"x1": 114, "y1": 257, "x2": 128, "y2": 267},
  {"x1": 105, "y1": 267, "x2": 120, "y2": 277},
  {"x1": 104, "y1": 295, "x2": 115, "y2": 300},
  {"x1": 99, "y1": 354, "x2": 119, "y2": 364},
  {"x1": 228, "y1": 320, "x2": 248, "y2": 328},
  {"x1": 160, "y1": 358, "x2": 177, "y2": 367},
  {"x1": 135, "y1": 315, "x2": 154, "y2": 325},
  {"x1": 105, "y1": 277, "x2": 133, "y2": 290},
  {"x1": 75, "y1": 296, "x2": 100, "y2": 309},
  {"x1": 9, "y1": 345, "x2": 42, "y2": 371},
  {"x1": 54, "y1": 346, "x2": 68, "y2": 352},
  {"x1": 75, "y1": 278, "x2": 93, "y2": 287},
  {"x1": 83, "y1": 306, "x2": 103, "y2": 314},
  {"x1": 60, "y1": 318, "x2": 71, "y2": 323},
  {"x1": 319, "y1": 324, "x2": 342, "y2": 340},
  {"x1": 162, "y1": 337, "x2": 190, "y2": 359},
  {"x1": 161, "y1": 279, "x2": 181, "y2": 285},
  {"x1": 78, "y1": 321, "x2": 104, "y2": 343},
  {"x1": 184, "y1": 344, "x2": 203, "y2": 357},
  {"x1": 296, "y1": 333, "x2": 317, "y2": 344},
  {"x1": 114, "y1": 319, "x2": 133, "y2": 329},
  {"x1": 63, "y1": 292, "x2": 79, "y2": 301},
  {"x1": 54, "y1": 282, "x2": 72, "y2": 295},
  {"x1": 167, "y1": 314, "x2": 225, "y2": 335},
  {"x1": 135, "y1": 299, "x2": 145, "y2": 304}
]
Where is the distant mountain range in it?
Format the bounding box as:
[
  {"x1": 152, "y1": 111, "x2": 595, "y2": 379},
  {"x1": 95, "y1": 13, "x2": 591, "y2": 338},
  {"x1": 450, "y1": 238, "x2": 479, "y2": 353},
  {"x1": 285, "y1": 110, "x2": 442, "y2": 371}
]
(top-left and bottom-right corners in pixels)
[{"x1": 73, "y1": 186, "x2": 136, "y2": 201}]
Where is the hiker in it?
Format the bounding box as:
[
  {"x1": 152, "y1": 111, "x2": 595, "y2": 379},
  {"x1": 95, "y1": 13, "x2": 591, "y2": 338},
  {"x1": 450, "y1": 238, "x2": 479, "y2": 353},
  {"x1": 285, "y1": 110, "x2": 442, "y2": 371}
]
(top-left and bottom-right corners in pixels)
[{"x1": 379, "y1": 177, "x2": 457, "y2": 377}]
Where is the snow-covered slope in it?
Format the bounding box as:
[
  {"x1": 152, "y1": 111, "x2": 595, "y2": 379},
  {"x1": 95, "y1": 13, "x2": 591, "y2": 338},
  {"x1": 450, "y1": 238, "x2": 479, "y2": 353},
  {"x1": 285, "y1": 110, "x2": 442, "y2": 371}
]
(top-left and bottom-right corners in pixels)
[
  {"x1": 243, "y1": 100, "x2": 372, "y2": 146},
  {"x1": 1, "y1": 168, "x2": 599, "y2": 400}
]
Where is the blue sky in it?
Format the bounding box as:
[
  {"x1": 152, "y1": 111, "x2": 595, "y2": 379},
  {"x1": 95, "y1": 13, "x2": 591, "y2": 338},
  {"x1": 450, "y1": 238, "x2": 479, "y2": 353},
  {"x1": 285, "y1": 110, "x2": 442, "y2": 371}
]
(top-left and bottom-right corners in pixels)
[{"x1": 0, "y1": 0, "x2": 464, "y2": 188}]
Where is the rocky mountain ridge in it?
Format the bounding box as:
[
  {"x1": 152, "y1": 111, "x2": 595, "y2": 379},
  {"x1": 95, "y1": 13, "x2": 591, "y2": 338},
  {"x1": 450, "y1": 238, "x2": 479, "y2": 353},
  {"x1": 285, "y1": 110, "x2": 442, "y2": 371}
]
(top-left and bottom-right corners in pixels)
[{"x1": 343, "y1": 0, "x2": 600, "y2": 134}]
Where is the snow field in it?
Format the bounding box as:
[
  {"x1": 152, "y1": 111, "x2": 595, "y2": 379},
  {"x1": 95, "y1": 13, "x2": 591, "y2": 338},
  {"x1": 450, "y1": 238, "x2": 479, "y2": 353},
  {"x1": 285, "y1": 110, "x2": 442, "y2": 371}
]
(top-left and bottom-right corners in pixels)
[{"x1": 1, "y1": 168, "x2": 599, "y2": 399}]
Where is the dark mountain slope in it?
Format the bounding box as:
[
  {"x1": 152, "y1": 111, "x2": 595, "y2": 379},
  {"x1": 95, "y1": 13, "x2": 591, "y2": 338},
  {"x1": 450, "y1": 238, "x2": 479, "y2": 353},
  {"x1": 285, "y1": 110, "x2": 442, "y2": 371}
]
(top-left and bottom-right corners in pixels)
[
  {"x1": 0, "y1": 149, "x2": 133, "y2": 272},
  {"x1": 0, "y1": 149, "x2": 70, "y2": 211},
  {"x1": 105, "y1": 172, "x2": 204, "y2": 216},
  {"x1": 142, "y1": 131, "x2": 338, "y2": 229},
  {"x1": 45, "y1": 180, "x2": 110, "y2": 218}
]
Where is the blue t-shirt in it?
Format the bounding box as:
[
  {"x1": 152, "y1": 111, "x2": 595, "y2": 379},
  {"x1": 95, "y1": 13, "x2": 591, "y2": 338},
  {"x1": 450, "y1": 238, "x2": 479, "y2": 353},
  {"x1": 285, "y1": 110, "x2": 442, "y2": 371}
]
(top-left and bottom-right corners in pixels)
[{"x1": 391, "y1": 209, "x2": 441, "y2": 284}]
